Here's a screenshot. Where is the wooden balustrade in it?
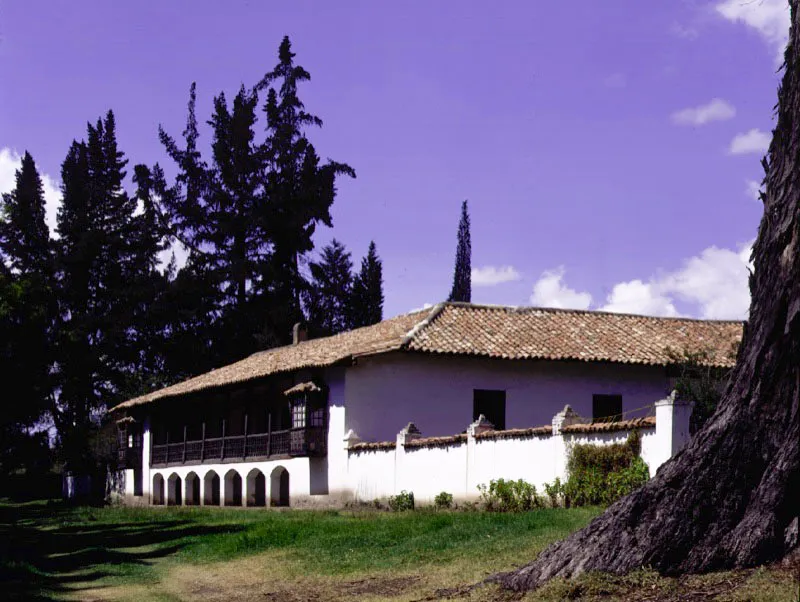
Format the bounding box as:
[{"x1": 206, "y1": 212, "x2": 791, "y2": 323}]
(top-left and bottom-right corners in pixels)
[{"x1": 150, "y1": 426, "x2": 325, "y2": 467}]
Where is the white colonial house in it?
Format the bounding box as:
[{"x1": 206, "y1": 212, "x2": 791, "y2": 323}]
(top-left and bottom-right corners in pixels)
[{"x1": 110, "y1": 302, "x2": 741, "y2": 507}]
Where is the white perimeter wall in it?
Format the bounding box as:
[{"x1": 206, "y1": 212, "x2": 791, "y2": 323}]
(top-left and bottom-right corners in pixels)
[
  {"x1": 344, "y1": 353, "x2": 671, "y2": 443},
  {"x1": 345, "y1": 399, "x2": 687, "y2": 503}
]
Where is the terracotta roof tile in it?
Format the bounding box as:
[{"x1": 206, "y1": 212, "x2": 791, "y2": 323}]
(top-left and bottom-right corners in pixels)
[
  {"x1": 561, "y1": 416, "x2": 656, "y2": 434},
  {"x1": 114, "y1": 302, "x2": 742, "y2": 410},
  {"x1": 474, "y1": 425, "x2": 553, "y2": 440},
  {"x1": 404, "y1": 434, "x2": 468, "y2": 448},
  {"x1": 348, "y1": 441, "x2": 396, "y2": 452}
]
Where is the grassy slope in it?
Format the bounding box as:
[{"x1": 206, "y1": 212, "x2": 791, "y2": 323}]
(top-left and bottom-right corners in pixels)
[
  {"x1": 0, "y1": 500, "x2": 598, "y2": 600},
  {"x1": 2, "y1": 501, "x2": 795, "y2": 601}
]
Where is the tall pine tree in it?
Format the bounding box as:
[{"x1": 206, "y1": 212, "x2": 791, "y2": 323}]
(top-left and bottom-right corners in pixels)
[
  {"x1": 447, "y1": 200, "x2": 471, "y2": 303},
  {"x1": 350, "y1": 241, "x2": 383, "y2": 328},
  {"x1": 0, "y1": 152, "x2": 57, "y2": 473},
  {"x1": 257, "y1": 36, "x2": 356, "y2": 346},
  {"x1": 304, "y1": 239, "x2": 353, "y2": 337},
  {"x1": 56, "y1": 112, "x2": 163, "y2": 470}
]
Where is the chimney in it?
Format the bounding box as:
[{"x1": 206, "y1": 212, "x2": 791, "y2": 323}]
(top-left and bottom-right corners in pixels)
[{"x1": 292, "y1": 322, "x2": 308, "y2": 345}]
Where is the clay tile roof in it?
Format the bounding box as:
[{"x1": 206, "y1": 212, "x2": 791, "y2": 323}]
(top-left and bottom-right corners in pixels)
[
  {"x1": 348, "y1": 441, "x2": 397, "y2": 452},
  {"x1": 561, "y1": 416, "x2": 656, "y2": 434},
  {"x1": 113, "y1": 302, "x2": 742, "y2": 411},
  {"x1": 407, "y1": 303, "x2": 742, "y2": 368},
  {"x1": 404, "y1": 434, "x2": 468, "y2": 448},
  {"x1": 474, "y1": 426, "x2": 553, "y2": 440},
  {"x1": 113, "y1": 307, "x2": 436, "y2": 411}
]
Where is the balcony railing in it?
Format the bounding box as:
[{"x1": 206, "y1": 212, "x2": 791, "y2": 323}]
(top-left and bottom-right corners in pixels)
[{"x1": 150, "y1": 427, "x2": 325, "y2": 467}]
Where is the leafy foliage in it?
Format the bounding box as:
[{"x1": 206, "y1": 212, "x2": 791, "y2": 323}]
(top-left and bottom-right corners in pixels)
[
  {"x1": 304, "y1": 239, "x2": 353, "y2": 337},
  {"x1": 558, "y1": 432, "x2": 650, "y2": 507},
  {"x1": 388, "y1": 490, "x2": 415, "y2": 511},
  {"x1": 478, "y1": 478, "x2": 541, "y2": 512},
  {"x1": 434, "y1": 491, "x2": 453, "y2": 509},
  {"x1": 666, "y1": 346, "x2": 735, "y2": 434}
]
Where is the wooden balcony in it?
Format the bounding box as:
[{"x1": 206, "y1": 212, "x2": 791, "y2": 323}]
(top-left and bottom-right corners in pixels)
[{"x1": 150, "y1": 426, "x2": 326, "y2": 467}]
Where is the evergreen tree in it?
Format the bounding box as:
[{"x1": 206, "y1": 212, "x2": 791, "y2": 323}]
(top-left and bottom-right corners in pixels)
[
  {"x1": 350, "y1": 240, "x2": 384, "y2": 328},
  {"x1": 257, "y1": 36, "x2": 355, "y2": 345},
  {"x1": 0, "y1": 152, "x2": 56, "y2": 473},
  {"x1": 447, "y1": 200, "x2": 471, "y2": 303},
  {"x1": 151, "y1": 35, "x2": 355, "y2": 363},
  {"x1": 304, "y1": 239, "x2": 353, "y2": 337},
  {"x1": 56, "y1": 112, "x2": 163, "y2": 469}
]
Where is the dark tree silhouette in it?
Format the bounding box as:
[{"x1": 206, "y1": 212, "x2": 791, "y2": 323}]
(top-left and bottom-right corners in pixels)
[
  {"x1": 304, "y1": 239, "x2": 353, "y2": 337},
  {"x1": 350, "y1": 241, "x2": 384, "y2": 328},
  {"x1": 0, "y1": 152, "x2": 56, "y2": 472},
  {"x1": 500, "y1": 2, "x2": 799, "y2": 590},
  {"x1": 447, "y1": 200, "x2": 471, "y2": 303}
]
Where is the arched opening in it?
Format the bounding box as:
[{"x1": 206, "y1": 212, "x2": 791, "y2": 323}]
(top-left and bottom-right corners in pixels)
[
  {"x1": 152, "y1": 473, "x2": 165, "y2": 505},
  {"x1": 246, "y1": 469, "x2": 266, "y2": 507},
  {"x1": 224, "y1": 469, "x2": 242, "y2": 506},
  {"x1": 270, "y1": 466, "x2": 289, "y2": 507},
  {"x1": 185, "y1": 472, "x2": 200, "y2": 506},
  {"x1": 203, "y1": 470, "x2": 220, "y2": 506},
  {"x1": 167, "y1": 473, "x2": 182, "y2": 506}
]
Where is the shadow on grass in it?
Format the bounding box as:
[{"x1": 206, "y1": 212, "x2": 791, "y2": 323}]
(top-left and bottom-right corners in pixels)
[{"x1": 0, "y1": 500, "x2": 244, "y2": 601}]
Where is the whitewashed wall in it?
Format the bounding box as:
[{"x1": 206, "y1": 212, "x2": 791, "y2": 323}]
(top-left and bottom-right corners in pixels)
[
  {"x1": 345, "y1": 397, "x2": 690, "y2": 503},
  {"x1": 344, "y1": 352, "x2": 672, "y2": 443}
]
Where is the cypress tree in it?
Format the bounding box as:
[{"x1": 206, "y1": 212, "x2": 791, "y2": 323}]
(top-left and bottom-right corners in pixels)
[
  {"x1": 447, "y1": 200, "x2": 471, "y2": 303},
  {"x1": 304, "y1": 239, "x2": 354, "y2": 337},
  {"x1": 350, "y1": 241, "x2": 384, "y2": 328}
]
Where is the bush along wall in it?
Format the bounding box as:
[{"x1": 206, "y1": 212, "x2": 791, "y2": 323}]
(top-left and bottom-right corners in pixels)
[{"x1": 559, "y1": 430, "x2": 650, "y2": 507}]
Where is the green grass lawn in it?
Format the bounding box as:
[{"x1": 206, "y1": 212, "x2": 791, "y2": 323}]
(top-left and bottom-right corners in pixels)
[
  {"x1": 0, "y1": 499, "x2": 599, "y2": 601},
  {"x1": 3, "y1": 500, "x2": 796, "y2": 602}
]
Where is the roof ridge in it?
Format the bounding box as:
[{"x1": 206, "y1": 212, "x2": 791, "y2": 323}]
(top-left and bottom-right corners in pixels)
[
  {"x1": 401, "y1": 302, "x2": 447, "y2": 347},
  {"x1": 442, "y1": 301, "x2": 744, "y2": 324}
]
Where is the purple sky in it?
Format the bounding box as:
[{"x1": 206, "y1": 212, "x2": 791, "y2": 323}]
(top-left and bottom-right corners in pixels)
[{"x1": 0, "y1": 1, "x2": 790, "y2": 320}]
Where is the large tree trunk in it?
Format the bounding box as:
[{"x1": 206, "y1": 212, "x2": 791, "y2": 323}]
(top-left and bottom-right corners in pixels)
[{"x1": 500, "y1": 1, "x2": 800, "y2": 591}]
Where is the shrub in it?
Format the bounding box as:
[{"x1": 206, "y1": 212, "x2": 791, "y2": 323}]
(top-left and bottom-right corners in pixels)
[
  {"x1": 388, "y1": 490, "x2": 415, "y2": 511},
  {"x1": 478, "y1": 478, "x2": 540, "y2": 512},
  {"x1": 434, "y1": 491, "x2": 453, "y2": 510},
  {"x1": 543, "y1": 477, "x2": 564, "y2": 508},
  {"x1": 561, "y1": 432, "x2": 650, "y2": 507}
]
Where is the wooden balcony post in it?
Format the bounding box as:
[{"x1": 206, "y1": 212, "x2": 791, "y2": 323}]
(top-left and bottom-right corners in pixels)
[
  {"x1": 243, "y1": 414, "x2": 249, "y2": 459},
  {"x1": 267, "y1": 414, "x2": 272, "y2": 457},
  {"x1": 201, "y1": 421, "x2": 206, "y2": 462},
  {"x1": 166, "y1": 431, "x2": 170, "y2": 464},
  {"x1": 182, "y1": 425, "x2": 187, "y2": 463},
  {"x1": 221, "y1": 419, "x2": 226, "y2": 460}
]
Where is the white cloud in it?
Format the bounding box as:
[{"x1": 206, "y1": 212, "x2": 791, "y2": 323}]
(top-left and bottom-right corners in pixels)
[
  {"x1": 0, "y1": 147, "x2": 62, "y2": 236},
  {"x1": 530, "y1": 267, "x2": 592, "y2": 310},
  {"x1": 729, "y1": 128, "x2": 771, "y2": 155},
  {"x1": 746, "y1": 179, "x2": 763, "y2": 201},
  {"x1": 717, "y1": 0, "x2": 790, "y2": 64},
  {"x1": 410, "y1": 302, "x2": 433, "y2": 313},
  {"x1": 601, "y1": 280, "x2": 679, "y2": 317},
  {"x1": 601, "y1": 241, "x2": 753, "y2": 320},
  {"x1": 603, "y1": 73, "x2": 627, "y2": 88},
  {"x1": 472, "y1": 265, "x2": 521, "y2": 287},
  {"x1": 660, "y1": 243, "x2": 753, "y2": 320},
  {"x1": 672, "y1": 98, "x2": 736, "y2": 126}
]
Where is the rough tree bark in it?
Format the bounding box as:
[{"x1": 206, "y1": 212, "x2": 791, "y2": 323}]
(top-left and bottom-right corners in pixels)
[{"x1": 500, "y1": 1, "x2": 800, "y2": 590}]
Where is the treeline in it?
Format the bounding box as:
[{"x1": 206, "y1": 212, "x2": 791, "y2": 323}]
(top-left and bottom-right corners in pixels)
[{"x1": 0, "y1": 37, "x2": 383, "y2": 475}]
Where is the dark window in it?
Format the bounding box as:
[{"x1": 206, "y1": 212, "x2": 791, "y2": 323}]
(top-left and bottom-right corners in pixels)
[
  {"x1": 473, "y1": 389, "x2": 506, "y2": 430},
  {"x1": 310, "y1": 407, "x2": 325, "y2": 428},
  {"x1": 592, "y1": 394, "x2": 622, "y2": 422}
]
